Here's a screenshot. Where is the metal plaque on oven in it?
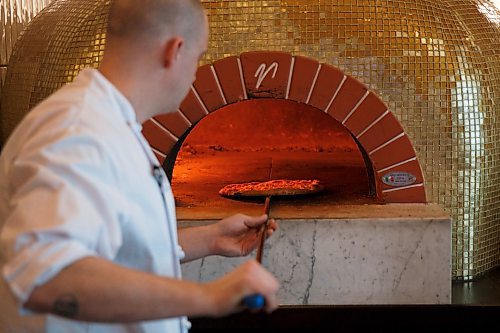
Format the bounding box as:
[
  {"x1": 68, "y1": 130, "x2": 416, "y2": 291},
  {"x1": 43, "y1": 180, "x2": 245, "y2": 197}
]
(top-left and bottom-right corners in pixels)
[{"x1": 382, "y1": 172, "x2": 417, "y2": 187}]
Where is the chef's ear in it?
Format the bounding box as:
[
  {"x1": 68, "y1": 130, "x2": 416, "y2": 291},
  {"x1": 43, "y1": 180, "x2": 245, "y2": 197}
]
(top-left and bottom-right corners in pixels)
[{"x1": 162, "y1": 37, "x2": 183, "y2": 68}]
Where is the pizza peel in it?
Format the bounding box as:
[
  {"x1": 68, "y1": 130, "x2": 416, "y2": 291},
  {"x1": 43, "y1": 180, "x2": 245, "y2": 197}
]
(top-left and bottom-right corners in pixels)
[
  {"x1": 219, "y1": 160, "x2": 324, "y2": 310},
  {"x1": 241, "y1": 161, "x2": 273, "y2": 310}
]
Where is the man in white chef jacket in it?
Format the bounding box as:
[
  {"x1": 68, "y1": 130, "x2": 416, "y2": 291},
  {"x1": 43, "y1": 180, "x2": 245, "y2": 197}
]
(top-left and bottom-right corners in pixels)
[{"x1": 0, "y1": 0, "x2": 280, "y2": 332}]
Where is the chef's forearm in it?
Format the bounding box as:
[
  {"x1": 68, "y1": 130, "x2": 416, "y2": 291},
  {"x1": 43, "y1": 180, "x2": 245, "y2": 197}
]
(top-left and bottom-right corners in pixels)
[
  {"x1": 177, "y1": 225, "x2": 216, "y2": 262},
  {"x1": 24, "y1": 257, "x2": 213, "y2": 322}
]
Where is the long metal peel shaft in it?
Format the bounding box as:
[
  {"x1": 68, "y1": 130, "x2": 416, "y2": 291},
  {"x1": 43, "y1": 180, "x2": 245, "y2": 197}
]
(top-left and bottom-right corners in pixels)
[
  {"x1": 256, "y1": 196, "x2": 271, "y2": 263},
  {"x1": 242, "y1": 195, "x2": 271, "y2": 310}
]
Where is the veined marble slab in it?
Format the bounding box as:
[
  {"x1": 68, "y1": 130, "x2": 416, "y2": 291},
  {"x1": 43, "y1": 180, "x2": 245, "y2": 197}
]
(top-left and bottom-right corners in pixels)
[{"x1": 180, "y1": 204, "x2": 451, "y2": 305}]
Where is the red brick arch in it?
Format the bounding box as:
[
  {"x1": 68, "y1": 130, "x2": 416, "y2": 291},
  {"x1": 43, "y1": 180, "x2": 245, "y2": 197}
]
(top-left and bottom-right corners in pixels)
[{"x1": 142, "y1": 51, "x2": 426, "y2": 203}]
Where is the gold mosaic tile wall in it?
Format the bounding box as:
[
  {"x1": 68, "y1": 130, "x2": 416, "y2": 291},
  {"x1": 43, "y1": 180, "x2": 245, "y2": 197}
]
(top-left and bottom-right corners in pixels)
[
  {"x1": 1, "y1": 0, "x2": 499, "y2": 279},
  {"x1": 0, "y1": 0, "x2": 109, "y2": 142},
  {"x1": 1, "y1": 0, "x2": 54, "y2": 65},
  {"x1": 0, "y1": 0, "x2": 54, "y2": 107},
  {"x1": 0, "y1": 0, "x2": 52, "y2": 150}
]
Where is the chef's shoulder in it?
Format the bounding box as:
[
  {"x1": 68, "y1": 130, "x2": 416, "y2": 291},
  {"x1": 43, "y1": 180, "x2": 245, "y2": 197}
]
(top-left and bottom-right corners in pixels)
[
  {"x1": 19, "y1": 73, "x2": 122, "y2": 142},
  {"x1": 4, "y1": 79, "x2": 117, "y2": 168}
]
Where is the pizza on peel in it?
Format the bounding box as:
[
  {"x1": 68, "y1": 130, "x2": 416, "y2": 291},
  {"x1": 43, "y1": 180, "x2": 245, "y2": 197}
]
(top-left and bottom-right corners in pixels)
[{"x1": 219, "y1": 179, "x2": 324, "y2": 197}]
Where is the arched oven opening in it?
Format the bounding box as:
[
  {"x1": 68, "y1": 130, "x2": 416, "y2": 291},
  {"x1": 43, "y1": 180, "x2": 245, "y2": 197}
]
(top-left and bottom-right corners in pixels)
[{"x1": 164, "y1": 98, "x2": 381, "y2": 220}]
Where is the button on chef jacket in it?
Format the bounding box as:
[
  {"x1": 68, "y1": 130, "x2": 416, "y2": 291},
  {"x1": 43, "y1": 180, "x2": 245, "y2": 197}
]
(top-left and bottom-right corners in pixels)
[{"x1": 0, "y1": 68, "x2": 190, "y2": 333}]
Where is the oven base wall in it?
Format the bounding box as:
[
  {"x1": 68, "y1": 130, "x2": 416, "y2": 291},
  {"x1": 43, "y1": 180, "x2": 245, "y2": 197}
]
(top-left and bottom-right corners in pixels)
[{"x1": 181, "y1": 204, "x2": 451, "y2": 305}]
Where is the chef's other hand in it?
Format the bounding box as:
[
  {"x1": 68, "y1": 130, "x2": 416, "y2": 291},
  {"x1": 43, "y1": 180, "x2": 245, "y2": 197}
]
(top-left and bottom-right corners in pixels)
[{"x1": 201, "y1": 260, "x2": 279, "y2": 316}]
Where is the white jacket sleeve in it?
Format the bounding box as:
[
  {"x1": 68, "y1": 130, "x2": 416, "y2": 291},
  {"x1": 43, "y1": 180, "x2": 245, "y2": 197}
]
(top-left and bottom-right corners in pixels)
[{"x1": 1, "y1": 128, "x2": 128, "y2": 305}]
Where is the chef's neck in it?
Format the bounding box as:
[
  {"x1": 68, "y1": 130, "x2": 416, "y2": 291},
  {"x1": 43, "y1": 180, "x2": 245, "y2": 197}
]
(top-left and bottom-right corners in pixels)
[{"x1": 99, "y1": 46, "x2": 163, "y2": 124}]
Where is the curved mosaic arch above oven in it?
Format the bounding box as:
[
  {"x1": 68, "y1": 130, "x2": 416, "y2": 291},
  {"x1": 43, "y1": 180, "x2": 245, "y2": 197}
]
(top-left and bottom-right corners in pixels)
[
  {"x1": 143, "y1": 52, "x2": 426, "y2": 204},
  {"x1": 1, "y1": 0, "x2": 499, "y2": 279}
]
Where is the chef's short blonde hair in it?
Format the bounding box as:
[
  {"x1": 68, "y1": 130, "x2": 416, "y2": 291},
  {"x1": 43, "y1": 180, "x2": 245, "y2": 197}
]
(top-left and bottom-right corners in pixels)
[{"x1": 106, "y1": 0, "x2": 204, "y2": 44}]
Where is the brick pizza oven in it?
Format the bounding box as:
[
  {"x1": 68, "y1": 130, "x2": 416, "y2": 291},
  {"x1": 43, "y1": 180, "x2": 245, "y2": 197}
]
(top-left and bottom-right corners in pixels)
[
  {"x1": 142, "y1": 52, "x2": 427, "y2": 221},
  {"x1": 140, "y1": 52, "x2": 451, "y2": 306}
]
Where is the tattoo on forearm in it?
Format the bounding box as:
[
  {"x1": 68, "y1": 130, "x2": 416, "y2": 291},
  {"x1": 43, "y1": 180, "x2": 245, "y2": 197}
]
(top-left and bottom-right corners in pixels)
[{"x1": 53, "y1": 294, "x2": 79, "y2": 318}]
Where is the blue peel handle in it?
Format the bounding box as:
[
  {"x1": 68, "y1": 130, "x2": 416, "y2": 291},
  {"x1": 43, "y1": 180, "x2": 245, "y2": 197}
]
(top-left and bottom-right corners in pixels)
[{"x1": 242, "y1": 294, "x2": 265, "y2": 309}]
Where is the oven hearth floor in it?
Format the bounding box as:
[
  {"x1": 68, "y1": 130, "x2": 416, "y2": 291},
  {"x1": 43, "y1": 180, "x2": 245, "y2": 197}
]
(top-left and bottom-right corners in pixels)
[{"x1": 172, "y1": 151, "x2": 380, "y2": 220}]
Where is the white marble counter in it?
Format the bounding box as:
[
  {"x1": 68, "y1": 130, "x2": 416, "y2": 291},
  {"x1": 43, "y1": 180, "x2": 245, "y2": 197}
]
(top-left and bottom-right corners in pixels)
[{"x1": 181, "y1": 204, "x2": 451, "y2": 305}]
